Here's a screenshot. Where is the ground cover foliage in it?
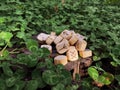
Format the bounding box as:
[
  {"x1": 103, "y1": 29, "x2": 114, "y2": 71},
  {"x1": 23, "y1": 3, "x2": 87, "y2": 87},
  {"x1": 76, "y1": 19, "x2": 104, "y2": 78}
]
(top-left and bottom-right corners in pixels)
[{"x1": 0, "y1": 0, "x2": 120, "y2": 90}]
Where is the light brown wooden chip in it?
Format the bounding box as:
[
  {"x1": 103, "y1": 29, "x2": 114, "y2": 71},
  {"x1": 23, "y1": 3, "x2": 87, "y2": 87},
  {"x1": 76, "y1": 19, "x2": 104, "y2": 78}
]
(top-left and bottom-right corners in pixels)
[
  {"x1": 66, "y1": 46, "x2": 78, "y2": 61},
  {"x1": 37, "y1": 33, "x2": 49, "y2": 42},
  {"x1": 76, "y1": 33, "x2": 86, "y2": 40},
  {"x1": 60, "y1": 30, "x2": 72, "y2": 40},
  {"x1": 50, "y1": 32, "x2": 56, "y2": 36},
  {"x1": 46, "y1": 35, "x2": 56, "y2": 45},
  {"x1": 69, "y1": 34, "x2": 78, "y2": 45},
  {"x1": 79, "y1": 49, "x2": 92, "y2": 58},
  {"x1": 56, "y1": 39, "x2": 70, "y2": 54},
  {"x1": 75, "y1": 40, "x2": 87, "y2": 51},
  {"x1": 54, "y1": 55, "x2": 68, "y2": 65},
  {"x1": 54, "y1": 35, "x2": 63, "y2": 44}
]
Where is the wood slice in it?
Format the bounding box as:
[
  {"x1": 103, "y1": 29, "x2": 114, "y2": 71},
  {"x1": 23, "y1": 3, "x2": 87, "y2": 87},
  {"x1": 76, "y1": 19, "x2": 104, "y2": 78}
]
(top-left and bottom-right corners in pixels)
[
  {"x1": 76, "y1": 33, "x2": 86, "y2": 40},
  {"x1": 54, "y1": 55, "x2": 68, "y2": 65},
  {"x1": 69, "y1": 34, "x2": 78, "y2": 45},
  {"x1": 56, "y1": 39, "x2": 70, "y2": 54},
  {"x1": 79, "y1": 49, "x2": 92, "y2": 58},
  {"x1": 37, "y1": 33, "x2": 49, "y2": 42},
  {"x1": 60, "y1": 30, "x2": 72, "y2": 40},
  {"x1": 46, "y1": 35, "x2": 56, "y2": 45},
  {"x1": 50, "y1": 32, "x2": 56, "y2": 36},
  {"x1": 54, "y1": 35, "x2": 63, "y2": 44},
  {"x1": 66, "y1": 46, "x2": 78, "y2": 61},
  {"x1": 75, "y1": 40, "x2": 87, "y2": 51}
]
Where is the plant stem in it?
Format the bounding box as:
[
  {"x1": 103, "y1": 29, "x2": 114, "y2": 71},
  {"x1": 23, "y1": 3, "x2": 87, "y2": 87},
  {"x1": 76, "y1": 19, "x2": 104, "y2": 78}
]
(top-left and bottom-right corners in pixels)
[
  {"x1": 9, "y1": 48, "x2": 20, "y2": 54},
  {"x1": 0, "y1": 43, "x2": 8, "y2": 56}
]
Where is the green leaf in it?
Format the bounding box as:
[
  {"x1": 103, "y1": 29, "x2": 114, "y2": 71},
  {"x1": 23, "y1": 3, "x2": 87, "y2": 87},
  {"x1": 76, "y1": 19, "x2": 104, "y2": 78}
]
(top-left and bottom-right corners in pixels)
[
  {"x1": 66, "y1": 85, "x2": 79, "y2": 90},
  {"x1": 27, "y1": 54, "x2": 38, "y2": 67},
  {"x1": 110, "y1": 53, "x2": 120, "y2": 65},
  {"x1": 16, "y1": 31, "x2": 26, "y2": 40},
  {"x1": 0, "y1": 31, "x2": 13, "y2": 42},
  {"x1": 37, "y1": 77, "x2": 46, "y2": 88},
  {"x1": 56, "y1": 64, "x2": 64, "y2": 71},
  {"x1": 32, "y1": 69, "x2": 41, "y2": 79},
  {"x1": 81, "y1": 78, "x2": 94, "y2": 90},
  {"x1": 14, "y1": 69, "x2": 26, "y2": 80},
  {"x1": 110, "y1": 61, "x2": 118, "y2": 67},
  {"x1": 92, "y1": 87, "x2": 100, "y2": 90},
  {"x1": 15, "y1": 80, "x2": 26, "y2": 90},
  {"x1": 16, "y1": 53, "x2": 29, "y2": 65},
  {"x1": 97, "y1": 75, "x2": 106, "y2": 85},
  {"x1": 93, "y1": 56, "x2": 100, "y2": 61},
  {"x1": 14, "y1": 10, "x2": 23, "y2": 15},
  {"x1": 6, "y1": 77, "x2": 16, "y2": 87},
  {"x1": 39, "y1": 48, "x2": 50, "y2": 58},
  {"x1": 88, "y1": 67, "x2": 99, "y2": 80},
  {"x1": 42, "y1": 70, "x2": 60, "y2": 85},
  {"x1": 25, "y1": 80, "x2": 38, "y2": 90},
  {"x1": 102, "y1": 72, "x2": 114, "y2": 85},
  {"x1": 59, "y1": 69, "x2": 72, "y2": 85},
  {"x1": 9, "y1": 82, "x2": 25, "y2": 90},
  {"x1": 0, "y1": 79, "x2": 6, "y2": 90},
  {"x1": 32, "y1": 70, "x2": 46, "y2": 88},
  {"x1": 96, "y1": 72, "x2": 114, "y2": 85},
  {"x1": 0, "y1": 39, "x2": 5, "y2": 46},
  {"x1": 0, "y1": 17, "x2": 5, "y2": 24},
  {"x1": 45, "y1": 58, "x2": 55, "y2": 70},
  {"x1": 107, "y1": 31, "x2": 119, "y2": 44},
  {"x1": 2, "y1": 62, "x2": 13, "y2": 76},
  {"x1": 53, "y1": 26, "x2": 69, "y2": 34},
  {"x1": 115, "y1": 75, "x2": 120, "y2": 81},
  {"x1": 21, "y1": 21, "x2": 27, "y2": 32},
  {"x1": 0, "y1": 50, "x2": 9, "y2": 59},
  {"x1": 90, "y1": 33, "x2": 96, "y2": 41},
  {"x1": 26, "y1": 39, "x2": 38, "y2": 52},
  {"x1": 36, "y1": 48, "x2": 50, "y2": 58},
  {"x1": 52, "y1": 83, "x2": 65, "y2": 90},
  {"x1": 36, "y1": 62, "x2": 46, "y2": 69}
]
